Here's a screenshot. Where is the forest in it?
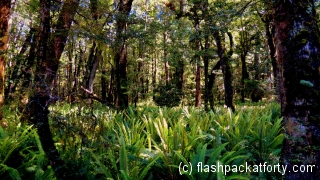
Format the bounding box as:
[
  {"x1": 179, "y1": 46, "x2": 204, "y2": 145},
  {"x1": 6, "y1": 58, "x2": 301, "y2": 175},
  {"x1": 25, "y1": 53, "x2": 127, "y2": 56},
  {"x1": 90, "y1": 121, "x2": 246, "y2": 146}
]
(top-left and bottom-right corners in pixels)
[{"x1": 0, "y1": 0, "x2": 320, "y2": 179}]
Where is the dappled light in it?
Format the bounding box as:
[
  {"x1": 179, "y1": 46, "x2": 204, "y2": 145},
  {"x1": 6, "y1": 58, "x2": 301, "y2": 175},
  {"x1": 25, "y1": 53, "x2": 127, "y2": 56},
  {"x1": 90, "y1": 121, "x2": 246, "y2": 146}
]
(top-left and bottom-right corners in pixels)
[{"x1": 1, "y1": 0, "x2": 320, "y2": 179}]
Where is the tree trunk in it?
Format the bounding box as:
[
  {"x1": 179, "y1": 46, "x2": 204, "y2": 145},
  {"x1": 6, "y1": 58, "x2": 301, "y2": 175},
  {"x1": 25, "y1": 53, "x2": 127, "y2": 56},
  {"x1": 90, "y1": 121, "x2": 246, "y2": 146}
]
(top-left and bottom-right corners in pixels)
[
  {"x1": 5, "y1": 27, "x2": 36, "y2": 100},
  {"x1": 138, "y1": 40, "x2": 146, "y2": 99},
  {"x1": 114, "y1": 0, "x2": 133, "y2": 109},
  {"x1": 213, "y1": 30, "x2": 235, "y2": 112},
  {"x1": 164, "y1": 31, "x2": 170, "y2": 85},
  {"x1": 22, "y1": 0, "x2": 80, "y2": 178},
  {"x1": 82, "y1": 41, "x2": 101, "y2": 99},
  {"x1": 195, "y1": 55, "x2": 201, "y2": 107},
  {"x1": 0, "y1": 0, "x2": 10, "y2": 120},
  {"x1": 80, "y1": 0, "x2": 103, "y2": 102},
  {"x1": 47, "y1": 0, "x2": 79, "y2": 84},
  {"x1": 19, "y1": 29, "x2": 38, "y2": 107},
  {"x1": 108, "y1": 67, "x2": 115, "y2": 105},
  {"x1": 208, "y1": 60, "x2": 221, "y2": 110},
  {"x1": 29, "y1": 0, "x2": 68, "y2": 178},
  {"x1": 238, "y1": 21, "x2": 251, "y2": 103},
  {"x1": 240, "y1": 53, "x2": 249, "y2": 103},
  {"x1": 70, "y1": 44, "x2": 84, "y2": 103},
  {"x1": 101, "y1": 68, "x2": 107, "y2": 102},
  {"x1": 253, "y1": 52, "x2": 260, "y2": 80},
  {"x1": 272, "y1": 1, "x2": 320, "y2": 179},
  {"x1": 265, "y1": 21, "x2": 278, "y2": 88},
  {"x1": 194, "y1": 16, "x2": 201, "y2": 107},
  {"x1": 203, "y1": 29, "x2": 210, "y2": 111},
  {"x1": 88, "y1": 48, "x2": 101, "y2": 93},
  {"x1": 152, "y1": 54, "x2": 157, "y2": 100},
  {"x1": 66, "y1": 41, "x2": 74, "y2": 99},
  {"x1": 202, "y1": 0, "x2": 210, "y2": 111},
  {"x1": 175, "y1": 59, "x2": 184, "y2": 91}
]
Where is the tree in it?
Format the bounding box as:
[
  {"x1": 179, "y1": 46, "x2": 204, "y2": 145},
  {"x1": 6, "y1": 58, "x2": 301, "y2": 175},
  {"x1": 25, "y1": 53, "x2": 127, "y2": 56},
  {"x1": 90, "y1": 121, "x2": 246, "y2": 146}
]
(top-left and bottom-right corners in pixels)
[
  {"x1": 213, "y1": 30, "x2": 235, "y2": 112},
  {"x1": 256, "y1": 1, "x2": 278, "y2": 92},
  {"x1": 272, "y1": 0, "x2": 320, "y2": 179},
  {"x1": 22, "y1": 0, "x2": 80, "y2": 178},
  {"x1": 81, "y1": 0, "x2": 103, "y2": 102},
  {"x1": 114, "y1": 0, "x2": 134, "y2": 109},
  {"x1": 190, "y1": 2, "x2": 202, "y2": 107},
  {"x1": 238, "y1": 18, "x2": 251, "y2": 103},
  {"x1": 0, "y1": 0, "x2": 10, "y2": 120}
]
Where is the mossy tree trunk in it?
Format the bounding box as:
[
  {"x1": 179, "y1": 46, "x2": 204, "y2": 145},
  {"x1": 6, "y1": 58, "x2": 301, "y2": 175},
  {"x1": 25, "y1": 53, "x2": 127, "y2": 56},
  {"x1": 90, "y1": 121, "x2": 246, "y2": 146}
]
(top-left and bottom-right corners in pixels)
[
  {"x1": 0, "y1": 0, "x2": 10, "y2": 120},
  {"x1": 272, "y1": 0, "x2": 320, "y2": 179}
]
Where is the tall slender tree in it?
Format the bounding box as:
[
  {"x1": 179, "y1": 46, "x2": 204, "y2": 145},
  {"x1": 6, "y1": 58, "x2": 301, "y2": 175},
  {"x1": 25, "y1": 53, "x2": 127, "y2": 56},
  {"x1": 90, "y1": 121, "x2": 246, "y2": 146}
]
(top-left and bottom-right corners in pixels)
[
  {"x1": 213, "y1": 30, "x2": 235, "y2": 112},
  {"x1": 189, "y1": 1, "x2": 202, "y2": 107},
  {"x1": 272, "y1": 0, "x2": 320, "y2": 179},
  {"x1": 114, "y1": 0, "x2": 134, "y2": 109},
  {"x1": 238, "y1": 18, "x2": 251, "y2": 103},
  {"x1": 0, "y1": 0, "x2": 10, "y2": 120}
]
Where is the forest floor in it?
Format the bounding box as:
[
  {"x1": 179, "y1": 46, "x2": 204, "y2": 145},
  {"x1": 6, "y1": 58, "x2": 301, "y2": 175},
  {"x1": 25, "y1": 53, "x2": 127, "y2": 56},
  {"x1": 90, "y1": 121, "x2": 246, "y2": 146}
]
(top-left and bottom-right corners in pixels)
[{"x1": 0, "y1": 101, "x2": 284, "y2": 180}]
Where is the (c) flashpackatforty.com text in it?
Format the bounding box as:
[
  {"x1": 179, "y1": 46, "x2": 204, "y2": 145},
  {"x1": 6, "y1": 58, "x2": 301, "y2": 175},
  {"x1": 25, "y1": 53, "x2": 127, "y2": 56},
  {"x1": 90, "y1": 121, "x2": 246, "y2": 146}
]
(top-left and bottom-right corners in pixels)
[{"x1": 178, "y1": 161, "x2": 316, "y2": 176}]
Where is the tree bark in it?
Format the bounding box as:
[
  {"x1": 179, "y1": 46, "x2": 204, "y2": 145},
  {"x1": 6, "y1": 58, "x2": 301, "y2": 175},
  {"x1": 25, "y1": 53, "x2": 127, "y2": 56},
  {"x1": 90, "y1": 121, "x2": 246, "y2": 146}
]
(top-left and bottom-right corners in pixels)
[
  {"x1": 5, "y1": 27, "x2": 37, "y2": 99},
  {"x1": 164, "y1": 31, "x2": 170, "y2": 85},
  {"x1": 138, "y1": 40, "x2": 146, "y2": 99},
  {"x1": 22, "y1": 0, "x2": 80, "y2": 178},
  {"x1": 265, "y1": 20, "x2": 278, "y2": 88},
  {"x1": 208, "y1": 60, "x2": 221, "y2": 110},
  {"x1": 101, "y1": 68, "x2": 107, "y2": 102},
  {"x1": 81, "y1": 0, "x2": 103, "y2": 102},
  {"x1": 195, "y1": 54, "x2": 201, "y2": 107},
  {"x1": 203, "y1": 37, "x2": 209, "y2": 110},
  {"x1": 258, "y1": 11, "x2": 278, "y2": 91},
  {"x1": 272, "y1": 0, "x2": 320, "y2": 179},
  {"x1": 239, "y1": 26, "x2": 250, "y2": 103},
  {"x1": 19, "y1": 28, "x2": 38, "y2": 107},
  {"x1": 152, "y1": 54, "x2": 157, "y2": 101},
  {"x1": 213, "y1": 30, "x2": 235, "y2": 112},
  {"x1": 175, "y1": 59, "x2": 184, "y2": 91},
  {"x1": 47, "y1": 0, "x2": 80, "y2": 84},
  {"x1": 0, "y1": 0, "x2": 10, "y2": 120},
  {"x1": 29, "y1": 0, "x2": 68, "y2": 178},
  {"x1": 82, "y1": 41, "x2": 101, "y2": 100},
  {"x1": 240, "y1": 53, "x2": 249, "y2": 102},
  {"x1": 203, "y1": 0, "x2": 210, "y2": 111},
  {"x1": 114, "y1": 0, "x2": 133, "y2": 109},
  {"x1": 193, "y1": 6, "x2": 201, "y2": 107}
]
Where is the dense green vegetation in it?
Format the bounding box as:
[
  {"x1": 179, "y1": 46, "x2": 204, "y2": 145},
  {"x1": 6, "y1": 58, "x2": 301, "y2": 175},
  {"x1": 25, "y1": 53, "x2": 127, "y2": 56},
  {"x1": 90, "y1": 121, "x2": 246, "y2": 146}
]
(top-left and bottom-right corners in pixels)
[
  {"x1": 1, "y1": 102, "x2": 283, "y2": 179},
  {"x1": 1, "y1": 0, "x2": 320, "y2": 179}
]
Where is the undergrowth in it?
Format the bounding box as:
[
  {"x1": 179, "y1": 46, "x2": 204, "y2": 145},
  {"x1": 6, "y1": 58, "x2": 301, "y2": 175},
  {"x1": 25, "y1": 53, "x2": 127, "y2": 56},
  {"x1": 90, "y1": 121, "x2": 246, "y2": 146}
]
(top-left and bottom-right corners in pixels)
[
  {"x1": 1, "y1": 102, "x2": 283, "y2": 179},
  {"x1": 0, "y1": 106, "x2": 55, "y2": 180}
]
